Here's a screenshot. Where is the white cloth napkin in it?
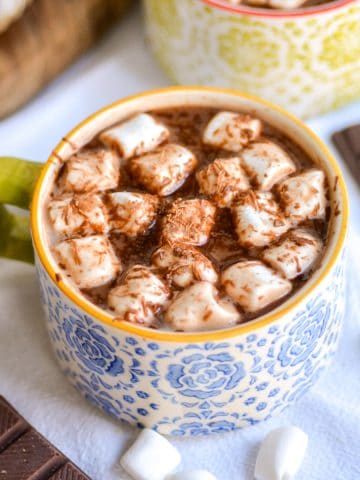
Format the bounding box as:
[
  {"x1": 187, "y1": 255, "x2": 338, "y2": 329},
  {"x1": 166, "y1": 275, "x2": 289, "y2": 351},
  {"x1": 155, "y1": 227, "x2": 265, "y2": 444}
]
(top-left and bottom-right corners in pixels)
[{"x1": 1, "y1": 7, "x2": 360, "y2": 480}]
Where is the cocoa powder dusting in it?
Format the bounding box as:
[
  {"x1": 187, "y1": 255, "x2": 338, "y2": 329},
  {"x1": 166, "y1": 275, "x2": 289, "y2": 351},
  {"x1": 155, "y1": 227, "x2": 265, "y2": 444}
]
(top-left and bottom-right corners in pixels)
[{"x1": 50, "y1": 107, "x2": 329, "y2": 326}]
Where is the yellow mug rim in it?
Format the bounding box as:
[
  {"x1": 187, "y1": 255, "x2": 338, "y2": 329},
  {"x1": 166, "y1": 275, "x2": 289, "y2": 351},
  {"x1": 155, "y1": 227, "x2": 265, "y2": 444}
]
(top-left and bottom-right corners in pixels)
[{"x1": 31, "y1": 86, "x2": 349, "y2": 343}]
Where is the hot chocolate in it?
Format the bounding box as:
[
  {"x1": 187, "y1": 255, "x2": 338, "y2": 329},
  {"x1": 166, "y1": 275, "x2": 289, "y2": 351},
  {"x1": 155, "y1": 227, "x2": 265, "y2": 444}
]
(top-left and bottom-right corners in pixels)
[{"x1": 45, "y1": 107, "x2": 329, "y2": 332}]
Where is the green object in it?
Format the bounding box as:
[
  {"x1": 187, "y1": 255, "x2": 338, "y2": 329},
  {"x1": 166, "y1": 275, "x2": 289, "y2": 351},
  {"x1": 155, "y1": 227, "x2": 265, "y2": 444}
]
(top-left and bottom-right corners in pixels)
[{"x1": 0, "y1": 157, "x2": 43, "y2": 263}]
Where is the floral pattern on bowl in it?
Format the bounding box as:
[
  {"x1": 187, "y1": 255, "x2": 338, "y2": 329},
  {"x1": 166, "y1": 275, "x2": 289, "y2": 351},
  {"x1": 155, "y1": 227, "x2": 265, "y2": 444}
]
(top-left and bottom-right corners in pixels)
[{"x1": 38, "y1": 252, "x2": 345, "y2": 435}]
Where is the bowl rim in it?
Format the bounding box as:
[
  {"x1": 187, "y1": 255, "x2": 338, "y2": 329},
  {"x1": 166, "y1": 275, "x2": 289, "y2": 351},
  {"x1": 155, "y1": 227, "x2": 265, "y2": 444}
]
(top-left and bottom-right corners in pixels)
[
  {"x1": 31, "y1": 86, "x2": 349, "y2": 343},
  {"x1": 201, "y1": 0, "x2": 356, "y2": 17}
]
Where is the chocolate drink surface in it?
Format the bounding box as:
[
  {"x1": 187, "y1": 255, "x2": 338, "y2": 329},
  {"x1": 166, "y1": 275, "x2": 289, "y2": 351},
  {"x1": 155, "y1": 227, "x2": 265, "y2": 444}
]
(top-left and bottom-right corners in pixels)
[{"x1": 45, "y1": 107, "x2": 330, "y2": 332}]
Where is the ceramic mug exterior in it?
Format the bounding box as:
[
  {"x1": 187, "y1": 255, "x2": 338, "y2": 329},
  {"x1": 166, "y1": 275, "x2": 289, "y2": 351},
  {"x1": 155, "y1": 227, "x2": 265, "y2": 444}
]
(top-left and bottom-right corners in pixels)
[
  {"x1": 31, "y1": 87, "x2": 348, "y2": 436},
  {"x1": 143, "y1": 0, "x2": 360, "y2": 119}
]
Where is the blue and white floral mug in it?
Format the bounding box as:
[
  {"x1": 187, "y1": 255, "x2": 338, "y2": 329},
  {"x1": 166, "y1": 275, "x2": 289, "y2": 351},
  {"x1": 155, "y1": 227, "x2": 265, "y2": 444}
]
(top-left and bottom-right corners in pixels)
[{"x1": 0, "y1": 87, "x2": 348, "y2": 436}]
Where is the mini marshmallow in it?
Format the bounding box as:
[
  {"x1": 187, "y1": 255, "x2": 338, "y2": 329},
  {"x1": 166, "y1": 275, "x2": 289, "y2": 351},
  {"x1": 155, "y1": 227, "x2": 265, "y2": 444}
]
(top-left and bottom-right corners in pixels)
[
  {"x1": 162, "y1": 199, "x2": 216, "y2": 246},
  {"x1": 54, "y1": 235, "x2": 120, "y2": 289},
  {"x1": 165, "y1": 282, "x2": 241, "y2": 332},
  {"x1": 203, "y1": 111, "x2": 262, "y2": 152},
  {"x1": 168, "y1": 471, "x2": 217, "y2": 480},
  {"x1": 196, "y1": 157, "x2": 250, "y2": 207},
  {"x1": 254, "y1": 426, "x2": 308, "y2": 480},
  {"x1": 227, "y1": 0, "x2": 307, "y2": 7},
  {"x1": 100, "y1": 113, "x2": 169, "y2": 160},
  {"x1": 267, "y1": 0, "x2": 307, "y2": 7},
  {"x1": 151, "y1": 243, "x2": 218, "y2": 288},
  {"x1": 241, "y1": 141, "x2": 296, "y2": 191},
  {"x1": 48, "y1": 193, "x2": 108, "y2": 237},
  {"x1": 120, "y1": 428, "x2": 181, "y2": 480},
  {"x1": 221, "y1": 261, "x2": 292, "y2": 312},
  {"x1": 278, "y1": 169, "x2": 327, "y2": 225},
  {"x1": 262, "y1": 229, "x2": 322, "y2": 279},
  {"x1": 108, "y1": 265, "x2": 170, "y2": 327},
  {"x1": 130, "y1": 144, "x2": 197, "y2": 196},
  {"x1": 232, "y1": 191, "x2": 289, "y2": 248},
  {"x1": 62, "y1": 148, "x2": 120, "y2": 193},
  {"x1": 106, "y1": 191, "x2": 159, "y2": 237}
]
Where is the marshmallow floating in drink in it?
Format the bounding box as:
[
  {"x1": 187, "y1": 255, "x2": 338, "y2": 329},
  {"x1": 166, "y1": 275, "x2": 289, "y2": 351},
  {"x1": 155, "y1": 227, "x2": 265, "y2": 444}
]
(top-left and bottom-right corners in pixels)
[
  {"x1": 62, "y1": 148, "x2": 120, "y2": 193},
  {"x1": 130, "y1": 144, "x2": 197, "y2": 196},
  {"x1": 277, "y1": 169, "x2": 327, "y2": 225},
  {"x1": 203, "y1": 111, "x2": 262, "y2": 151},
  {"x1": 196, "y1": 157, "x2": 250, "y2": 207},
  {"x1": 152, "y1": 243, "x2": 218, "y2": 288},
  {"x1": 108, "y1": 265, "x2": 170, "y2": 327},
  {"x1": 232, "y1": 191, "x2": 289, "y2": 248},
  {"x1": 48, "y1": 193, "x2": 108, "y2": 237},
  {"x1": 262, "y1": 229, "x2": 322, "y2": 279},
  {"x1": 226, "y1": 0, "x2": 308, "y2": 9},
  {"x1": 240, "y1": 140, "x2": 296, "y2": 191},
  {"x1": 106, "y1": 191, "x2": 159, "y2": 237},
  {"x1": 100, "y1": 113, "x2": 169, "y2": 160},
  {"x1": 165, "y1": 281, "x2": 241, "y2": 332},
  {"x1": 222, "y1": 260, "x2": 292, "y2": 312},
  {"x1": 162, "y1": 199, "x2": 216, "y2": 246},
  {"x1": 54, "y1": 235, "x2": 121, "y2": 289}
]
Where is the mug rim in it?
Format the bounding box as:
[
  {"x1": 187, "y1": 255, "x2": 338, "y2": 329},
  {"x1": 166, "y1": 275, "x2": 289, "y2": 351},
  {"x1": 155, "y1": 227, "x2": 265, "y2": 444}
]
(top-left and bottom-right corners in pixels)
[
  {"x1": 31, "y1": 86, "x2": 349, "y2": 342},
  {"x1": 201, "y1": 0, "x2": 356, "y2": 17}
]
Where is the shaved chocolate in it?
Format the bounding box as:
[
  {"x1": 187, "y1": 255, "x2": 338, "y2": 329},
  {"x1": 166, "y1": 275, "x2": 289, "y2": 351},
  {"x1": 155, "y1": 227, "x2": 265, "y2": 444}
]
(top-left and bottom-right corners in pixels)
[
  {"x1": 0, "y1": 397, "x2": 90, "y2": 480},
  {"x1": 46, "y1": 107, "x2": 330, "y2": 330},
  {"x1": 332, "y1": 125, "x2": 360, "y2": 186}
]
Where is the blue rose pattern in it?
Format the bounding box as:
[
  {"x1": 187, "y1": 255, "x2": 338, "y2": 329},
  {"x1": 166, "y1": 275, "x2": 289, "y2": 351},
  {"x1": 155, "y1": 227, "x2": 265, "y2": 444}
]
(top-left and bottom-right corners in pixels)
[
  {"x1": 166, "y1": 351, "x2": 245, "y2": 399},
  {"x1": 278, "y1": 299, "x2": 330, "y2": 368},
  {"x1": 63, "y1": 316, "x2": 124, "y2": 376},
  {"x1": 36, "y1": 255, "x2": 345, "y2": 436}
]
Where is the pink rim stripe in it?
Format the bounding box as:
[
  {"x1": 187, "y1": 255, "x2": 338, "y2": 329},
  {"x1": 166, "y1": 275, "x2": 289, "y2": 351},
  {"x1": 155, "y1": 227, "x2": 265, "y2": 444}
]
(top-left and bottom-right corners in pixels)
[{"x1": 202, "y1": 0, "x2": 356, "y2": 17}]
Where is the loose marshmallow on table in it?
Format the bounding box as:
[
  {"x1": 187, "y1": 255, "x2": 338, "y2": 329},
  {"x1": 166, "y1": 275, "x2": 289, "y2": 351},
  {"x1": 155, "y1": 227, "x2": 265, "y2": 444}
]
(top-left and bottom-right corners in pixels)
[
  {"x1": 151, "y1": 243, "x2": 218, "y2": 288},
  {"x1": 262, "y1": 229, "x2": 322, "y2": 279},
  {"x1": 54, "y1": 235, "x2": 121, "y2": 289},
  {"x1": 240, "y1": 141, "x2": 296, "y2": 191},
  {"x1": 108, "y1": 265, "x2": 170, "y2": 327},
  {"x1": 165, "y1": 282, "x2": 241, "y2": 332},
  {"x1": 162, "y1": 199, "x2": 216, "y2": 246},
  {"x1": 106, "y1": 191, "x2": 159, "y2": 237},
  {"x1": 120, "y1": 428, "x2": 181, "y2": 480},
  {"x1": 168, "y1": 471, "x2": 217, "y2": 480},
  {"x1": 221, "y1": 260, "x2": 292, "y2": 312},
  {"x1": 130, "y1": 144, "x2": 197, "y2": 196},
  {"x1": 62, "y1": 148, "x2": 120, "y2": 193},
  {"x1": 277, "y1": 169, "x2": 327, "y2": 225},
  {"x1": 99, "y1": 113, "x2": 169, "y2": 160},
  {"x1": 203, "y1": 111, "x2": 262, "y2": 152},
  {"x1": 232, "y1": 191, "x2": 289, "y2": 248},
  {"x1": 254, "y1": 426, "x2": 308, "y2": 480},
  {"x1": 48, "y1": 193, "x2": 108, "y2": 237},
  {"x1": 196, "y1": 157, "x2": 250, "y2": 207}
]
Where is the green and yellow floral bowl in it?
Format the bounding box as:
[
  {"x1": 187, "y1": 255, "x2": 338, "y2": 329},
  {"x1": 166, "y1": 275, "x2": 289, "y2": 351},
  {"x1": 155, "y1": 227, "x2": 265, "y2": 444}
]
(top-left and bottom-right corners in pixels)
[{"x1": 143, "y1": 0, "x2": 360, "y2": 118}]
